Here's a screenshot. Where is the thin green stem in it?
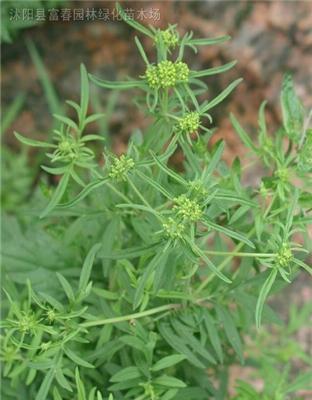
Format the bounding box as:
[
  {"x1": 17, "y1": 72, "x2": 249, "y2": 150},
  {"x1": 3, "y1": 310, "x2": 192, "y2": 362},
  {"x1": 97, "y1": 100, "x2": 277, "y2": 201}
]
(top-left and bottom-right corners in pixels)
[
  {"x1": 127, "y1": 176, "x2": 153, "y2": 210},
  {"x1": 80, "y1": 303, "x2": 180, "y2": 328},
  {"x1": 104, "y1": 181, "x2": 132, "y2": 204}
]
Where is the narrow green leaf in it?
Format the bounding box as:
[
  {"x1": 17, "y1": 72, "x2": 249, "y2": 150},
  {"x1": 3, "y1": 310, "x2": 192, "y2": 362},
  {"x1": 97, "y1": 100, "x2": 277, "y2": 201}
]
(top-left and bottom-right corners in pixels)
[
  {"x1": 281, "y1": 73, "x2": 304, "y2": 143},
  {"x1": 189, "y1": 36, "x2": 231, "y2": 47},
  {"x1": 216, "y1": 305, "x2": 244, "y2": 363},
  {"x1": 79, "y1": 243, "x2": 102, "y2": 292},
  {"x1": 80, "y1": 63, "x2": 89, "y2": 122},
  {"x1": 137, "y1": 171, "x2": 173, "y2": 200},
  {"x1": 75, "y1": 368, "x2": 87, "y2": 400},
  {"x1": 58, "y1": 178, "x2": 107, "y2": 209},
  {"x1": 230, "y1": 113, "x2": 257, "y2": 152},
  {"x1": 53, "y1": 114, "x2": 78, "y2": 131},
  {"x1": 158, "y1": 323, "x2": 206, "y2": 369},
  {"x1": 189, "y1": 241, "x2": 231, "y2": 283},
  {"x1": 116, "y1": 3, "x2": 154, "y2": 38},
  {"x1": 110, "y1": 366, "x2": 141, "y2": 383},
  {"x1": 14, "y1": 131, "x2": 55, "y2": 148},
  {"x1": 154, "y1": 375, "x2": 186, "y2": 388},
  {"x1": 203, "y1": 313, "x2": 223, "y2": 363},
  {"x1": 201, "y1": 140, "x2": 224, "y2": 185},
  {"x1": 255, "y1": 269, "x2": 278, "y2": 329},
  {"x1": 134, "y1": 249, "x2": 169, "y2": 310},
  {"x1": 135, "y1": 36, "x2": 149, "y2": 64},
  {"x1": 149, "y1": 150, "x2": 188, "y2": 186},
  {"x1": 40, "y1": 169, "x2": 71, "y2": 218},
  {"x1": 56, "y1": 272, "x2": 75, "y2": 302},
  {"x1": 200, "y1": 79, "x2": 242, "y2": 113},
  {"x1": 89, "y1": 74, "x2": 146, "y2": 90},
  {"x1": 202, "y1": 218, "x2": 255, "y2": 249},
  {"x1": 191, "y1": 61, "x2": 237, "y2": 78},
  {"x1": 152, "y1": 354, "x2": 186, "y2": 371},
  {"x1": 64, "y1": 347, "x2": 94, "y2": 368},
  {"x1": 35, "y1": 367, "x2": 55, "y2": 400}
]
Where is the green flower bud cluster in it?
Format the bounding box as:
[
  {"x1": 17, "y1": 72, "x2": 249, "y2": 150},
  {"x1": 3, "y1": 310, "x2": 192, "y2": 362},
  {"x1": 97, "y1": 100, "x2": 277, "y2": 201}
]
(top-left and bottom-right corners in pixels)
[
  {"x1": 276, "y1": 243, "x2": 293, "y2": 268},
  {"x1": 156, "y1": 27, "x2": 179, "y2": 49},
  {"x1": 108, "y1": 155, "x2": 135, "y2": 182},
  {"x1": 275, "y1": 167, "x2": 289, "y2": 183},
  {"x1": 162, "y1": 217, "x2": 185, "y2": 240},
  {"x1": 57, "y1": 138, "x2": 79, "y2": 160},
  {"x1": 179, "y1": 112, "x2": 200, "y2": 134},
  {"x1": 145, "y1": 61, "x2": 189, "y2": 89},
  {"x1": 298, "y1": 129, "x2": 312, "y2": 172},
  {"x1": 18, "y1": 312, "x2": 37, "y2": 334},
  {"x1": 173, "y1": 194, "x2": 203, "y2": 222}
]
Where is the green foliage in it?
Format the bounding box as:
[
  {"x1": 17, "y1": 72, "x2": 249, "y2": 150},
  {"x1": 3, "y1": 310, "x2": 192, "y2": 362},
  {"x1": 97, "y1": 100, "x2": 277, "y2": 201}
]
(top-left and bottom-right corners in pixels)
[{"x1": 1, "y1": 3, "x2": 311, "y2": 399}]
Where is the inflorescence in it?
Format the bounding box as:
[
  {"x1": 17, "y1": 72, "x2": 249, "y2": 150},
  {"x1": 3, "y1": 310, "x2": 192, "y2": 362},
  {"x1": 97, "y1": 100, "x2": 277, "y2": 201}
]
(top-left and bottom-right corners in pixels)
[
  {"x1": 179, "y1": 112, "x2": 200, "y2": 134},
  {"x1": 275, "y1": 243, "x2": 293, "y2": 268},
  {"x1": 155, "y1": 27, "x2": 179, "y2": 49},
  {"x1": 173, "y1": 194, "x2": 203, "y2": 222},
  {"x1": 108, "y1": 155, "x2": 135, "y2": 182},
  {"x1": 145, "y1": 61, "x2": 189, "y2": 89}
]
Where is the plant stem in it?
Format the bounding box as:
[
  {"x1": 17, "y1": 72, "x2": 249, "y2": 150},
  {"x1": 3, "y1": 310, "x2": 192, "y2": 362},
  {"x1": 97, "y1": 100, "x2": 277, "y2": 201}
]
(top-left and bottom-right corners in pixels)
[
  {"x1": 104, "y1": 181, "x2": 132, "y2": 204},
  {"x1": 80, "y1": 303, "x2": 180, "y2": 328}
]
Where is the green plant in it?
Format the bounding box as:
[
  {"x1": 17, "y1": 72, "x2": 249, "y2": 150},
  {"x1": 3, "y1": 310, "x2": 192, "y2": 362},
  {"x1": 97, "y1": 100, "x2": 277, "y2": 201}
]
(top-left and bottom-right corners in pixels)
[{"x1": 1, "y1": 3, "x2": 311, "y2": 399}]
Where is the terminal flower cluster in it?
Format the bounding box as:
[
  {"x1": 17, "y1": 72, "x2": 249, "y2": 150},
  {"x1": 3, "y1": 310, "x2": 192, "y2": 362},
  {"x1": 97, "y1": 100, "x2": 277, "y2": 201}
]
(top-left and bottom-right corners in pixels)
[
  {"x1": 155, "y1": 27, "x2": 179, "y2": 49},
  {"x1": 162, "y1": 217, "x2": 185, "y2": 240},
  {"x1": 275, "y1": 243, "x2": 293, "y2": 268},
  {"x1": 108, "y1": 154, "x2": 135, "y2": 182},
  {"x1": 179, "y1": 112, "x2": 200, "y2": 134},
  {"x1": 173, "y1": 194, "x2": 203, "y2": 222},
  {"x1": 145, "y1": 60, "x2": 189, "y2": 89}
]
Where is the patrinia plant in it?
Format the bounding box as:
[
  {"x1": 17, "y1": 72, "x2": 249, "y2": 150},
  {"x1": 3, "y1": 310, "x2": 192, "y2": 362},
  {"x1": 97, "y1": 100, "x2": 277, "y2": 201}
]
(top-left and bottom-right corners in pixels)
[{"x1": 2, "y1": 3, "x2": 311, "y2": 399}]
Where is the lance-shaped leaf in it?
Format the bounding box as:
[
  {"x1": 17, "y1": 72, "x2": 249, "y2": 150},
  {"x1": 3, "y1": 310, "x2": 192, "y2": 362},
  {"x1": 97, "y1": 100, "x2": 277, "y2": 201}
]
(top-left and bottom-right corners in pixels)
[
  {"x1": 255, "y1": 269, "x2": 278, "y2": 329},
  {"x1": 281, "y1": 73, "x2": 304, "y2": 143},
  {"x1": 188, "y1": 35, "x2": 231, "y2": 47},
  {"x1": 79, "y1": 243, "x2": 102, "y2": 293},
  {"x1": 202, "y1": 217, "x2": 255, "y2": 248},
  {"x1": 14, "y1": 131, "x2": 56, "y2": 148},
  {"x1": 191, "y1": 60, "x2": 237, "y2": 79},
  {"x1": 116, "y1": 2, "x2": 154, "y2": 38},
  {"x1": 57, "y1": 178, "x2": 108, "y2": 209},
  {"x1": 40, "y1": 169, "x2": 71, "y2": 218},
  {"x1": 89, "y1": 74, "x2": 146, "y2": 90},
  {"x1": 200, "y1": 78, "x2": 242, "y2": 114},
  {"x1": 134, "y1": 248, "x2": 169, "y2": 310},
  {"x1": 230, "y1": 113, "x2": 257, "y2": 152},
  {"x1": 188, "y1": 240, "x2": 231, "y2": 283}
]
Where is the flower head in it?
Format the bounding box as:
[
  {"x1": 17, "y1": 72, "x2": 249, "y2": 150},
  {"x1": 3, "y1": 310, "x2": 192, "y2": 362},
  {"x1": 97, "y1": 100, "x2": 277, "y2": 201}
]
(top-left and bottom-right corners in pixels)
[
  {"x1": 162, "y1": 217, "x2": 185, "y2": 240},
  {"x1": 173, "y1": 194, "x2": 203, "y2": 222},
  {"x1": 179, "y1": 112, "x2": 200, "y2": 134},
  {"x1": 275, "y1": 243, "x2": 293, "y2": 268},
  {"x1": 108, "y1": 155, "x2": 135, "y2": 182},
  {"x1": 156, "y1": 27, "x2": 179, "y2": 49},
  {"x1": 145, "y1": 61, "x2": 189, "y2": 89}
]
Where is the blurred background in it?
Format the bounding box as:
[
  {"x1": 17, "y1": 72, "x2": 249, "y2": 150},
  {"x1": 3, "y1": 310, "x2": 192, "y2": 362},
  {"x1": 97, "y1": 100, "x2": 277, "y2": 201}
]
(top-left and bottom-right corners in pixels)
[{"x1": 1, "y1": 0, "x2": 312, "y2": 397}]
